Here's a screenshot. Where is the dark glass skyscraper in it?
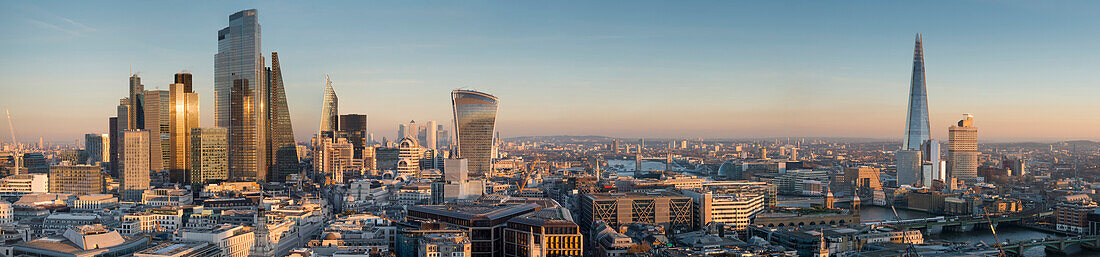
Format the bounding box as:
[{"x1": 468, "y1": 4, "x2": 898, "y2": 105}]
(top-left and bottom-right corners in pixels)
[
  {"x1": 216, "y1": 9, "x2": 267, "y2": 181},
  {"x1": 338, "y1": 114, "x2": 367, "y2": 159},
  {"x1": 266, "y1": 52, "x2": 297, "y2": 182},
  {"x1": 903, "y1": 34, "x2": 931, "y2": 151},
  {"x1": 451, "y1": 89, "x2": 499, "y2": 177}
]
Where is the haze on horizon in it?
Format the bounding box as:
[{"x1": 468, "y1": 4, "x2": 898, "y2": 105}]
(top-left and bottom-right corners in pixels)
[{"x1": 1, "y1": 1, "x2": 1097, "y2": 144}]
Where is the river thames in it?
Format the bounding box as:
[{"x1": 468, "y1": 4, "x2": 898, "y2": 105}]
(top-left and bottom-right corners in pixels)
[
  {"x1": 604, "y1": 160, "x2": 1099, "y2": 256},
  {"x1": 859, "y1": 206, "x2": 1100, "y2": 257}
]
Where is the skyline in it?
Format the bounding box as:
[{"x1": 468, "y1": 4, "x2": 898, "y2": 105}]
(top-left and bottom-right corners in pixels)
[{"x1": 2, "y1": 1, "x2": 1100, "y2": 144}]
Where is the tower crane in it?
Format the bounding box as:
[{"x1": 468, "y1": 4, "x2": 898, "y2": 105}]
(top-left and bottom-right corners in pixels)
[{"x1": 4, "y1": 108, "x2": 20, "y2": 174}]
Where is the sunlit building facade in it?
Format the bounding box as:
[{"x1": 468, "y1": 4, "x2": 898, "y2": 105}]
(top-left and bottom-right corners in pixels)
[
  {"x1": 504, "y1": 207, "x2": 583, "y2": 257},
  {"x1": 191, "y1": 128, "x2": 229, "y2": 186},
  {"x1": 948, "y1": 114, "x2": 978, "y2": 180},
  {"x1": 144, "y1": 89, "x2": 171, "y2": 173},
  {"x1": 451, "y1": 90, "x2": 499, "y2": 177},
  {"x1": 48, "y1": 164, "x2": 106, "y2": 195},
  {"x1": 170, "y1": 73, "x2": 200, "y2": 184},
  {"x1": 121, "y1": 130, "x2": 151, "y2": 201}
]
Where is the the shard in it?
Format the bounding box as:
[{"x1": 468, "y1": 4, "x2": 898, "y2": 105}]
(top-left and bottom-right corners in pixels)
[
  {"x1": 903, "y1": 34, "x2": 930, "y2": 151},
  {"x1": 266, "y1": 52, "x2": 298, "y2": 182}
]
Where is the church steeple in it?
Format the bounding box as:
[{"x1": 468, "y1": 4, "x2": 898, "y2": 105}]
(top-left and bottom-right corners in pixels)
[
  {"x1": 852, "y1": 194, "x2": 861, "y2": 217},
  {"x1": 249, "y1": 198, "x2": 273, "y2": 257},
  {"x1": 816, "y1": 230, "x2": 829, "y2": 257}
]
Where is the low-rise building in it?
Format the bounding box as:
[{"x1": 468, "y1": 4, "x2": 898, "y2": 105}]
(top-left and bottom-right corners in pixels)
[
  {"x1": 1056, "y1": 194, "x2": 1098, "y2": 233},
  {"x1": 120, "y1": 206, "x2": 195, "y2": 234},
  {"x1": 407, "y1": 203, "x2": 542, "y2": 257},
  {"x1": 134, "y1": 241, "x2": 222, "y2": 257},
  {"x1": 396, "y1": 183, "x2": 432, "y2": 205},
  {"x1": 419, "y1": 233, "x2": 471, "y2": 257},
  {"x1": 503, "y1": 207, "x2": 583, "y2": 257},
  {"x1": 13, "y1": 225, "x2": 149, "y2": 257},
  {"x1": 0, "y1": 174, "x2": 48, "y2": 200},
  {"x1": 142, "y1": 188, "x2": 194, "y2": 207},
  {"x1": 180, "y1": 224, "x2": 255, "y2": 257},
  {"x1": 73, "y1": 194, "x2": 118, "y2": 211},
  {"x1": 855, "y1": 227, "x2": 923, "y2": 249},
  {"x1": 48, "y1": 165, "x2": 106, "y2": 195},
  {"x1": 577, "y1": 191, "x2": 695, "y2": 233},
  {"x1": 42, "y1": 213, "x2": 104, "y2": 234},
  {"x1": 683, "y1": 190, "x2": 766, "y2": 231}
]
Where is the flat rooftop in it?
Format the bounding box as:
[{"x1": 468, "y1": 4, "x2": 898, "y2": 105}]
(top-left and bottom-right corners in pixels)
[
  {"x1": 508, "y1": 207, "x2": 578, "y2": 227},
  {"x1": 408, "y1": 203, "x2": 541, "y2": 221},
  {"x1": 584, "y1": 191, "x2": 687, "y2": 200}
]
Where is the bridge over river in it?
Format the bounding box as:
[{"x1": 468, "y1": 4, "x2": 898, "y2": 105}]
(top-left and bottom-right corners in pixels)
[{"x1": 999, "y1": 235, "x2": 1100, "y2": 256}]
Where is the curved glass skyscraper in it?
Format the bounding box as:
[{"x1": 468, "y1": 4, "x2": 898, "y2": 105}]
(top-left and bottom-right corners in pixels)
[
  {"x1": 903, "y1": 34, "x2": 930, "y2": 151},
  {"x1": 451, "y1": 89, "x2": 498, "y2": 177},
  {"x1": 319, "y1": 75, "x2": 338, "y2": 137}
]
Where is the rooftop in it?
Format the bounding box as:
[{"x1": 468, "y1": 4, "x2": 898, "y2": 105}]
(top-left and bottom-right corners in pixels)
[
  {"x1": 585, "y1": 190, "x2": 687, "y2": 200},
  {"x1": 136, "y1": 242, "x2": 213, "y2": 256},
  {"x1": 408, "y1": 203, "x2": 541, "y2": 221},
  {"x1": 508, "y1": 207, "x2": 578, "y2": 227}
]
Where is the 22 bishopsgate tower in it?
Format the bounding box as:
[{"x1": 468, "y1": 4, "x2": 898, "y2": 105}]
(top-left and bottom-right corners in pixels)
[{"x1": 215, "y1": 9, "x2": 296, "y2": 182}]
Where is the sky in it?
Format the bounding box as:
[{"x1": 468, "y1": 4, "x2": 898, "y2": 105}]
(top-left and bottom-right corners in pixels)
[{"x1": 1, "y1": 0, "x2": 1098, "y2": 144}]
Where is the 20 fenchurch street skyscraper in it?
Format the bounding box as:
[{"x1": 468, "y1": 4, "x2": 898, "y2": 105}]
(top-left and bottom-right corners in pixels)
[
  {"x1": 451, "y1": 89, "x2": 499, "y2": 177},
  {"x1": 903, "y1": 34, "x2": 931, "y2": 151},
  {"x1": 215, "y1": 9, "x2": 267, "y2": 181}
]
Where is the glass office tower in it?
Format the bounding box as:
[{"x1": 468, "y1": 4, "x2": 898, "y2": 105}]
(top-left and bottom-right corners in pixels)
[
  {"x1": 169, "y1": 73, "x2": 199, "y2": 184},
  {"x1": 451, "y1": 89, "x2": 499, "y2": 177},
  {"x1": 215, "y1": 9, "x2": 267, "y2": 181},
  {"x1": 266, "y1": 52, "x2": 297, "y2": 182},
  {"x1": 319, "y1": 75, "x2": 338, "y2": 138}
]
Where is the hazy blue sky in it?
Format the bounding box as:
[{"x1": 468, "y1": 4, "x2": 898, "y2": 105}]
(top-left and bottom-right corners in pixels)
[{"x1": 1, "y1": 0, "x2": 1098, "y2": 144}]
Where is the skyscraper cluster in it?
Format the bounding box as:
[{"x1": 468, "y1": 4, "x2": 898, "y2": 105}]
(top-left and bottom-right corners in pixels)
[
  {"x1": 397, "y1": 120, "x2": 449, "y2": 150},
  {"x1": 100, "y1": 9, "x2": 297, "y2": 197}
]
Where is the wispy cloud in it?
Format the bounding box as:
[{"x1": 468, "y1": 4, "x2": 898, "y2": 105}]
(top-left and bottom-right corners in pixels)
[
  {"x1": 26, "y1": 18, "x2": 80, "y2": 36},
  {"x1": 60, "y1": 17, "x2": 96, "y2": 32},
  {"x1": 23, "y1": 16, "x2": 95, "y2": 37}
]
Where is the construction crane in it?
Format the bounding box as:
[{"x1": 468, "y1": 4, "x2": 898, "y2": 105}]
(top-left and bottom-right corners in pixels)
[
  {"x1": 4, "y1": 108, "x2": 20, "y2": 173},
  {"x1": 982, "y1": 206, "x2": 1008, "y2": 257},
  {"x1": 890, "y1": 205, "x2": 920, "y2": 257}
]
